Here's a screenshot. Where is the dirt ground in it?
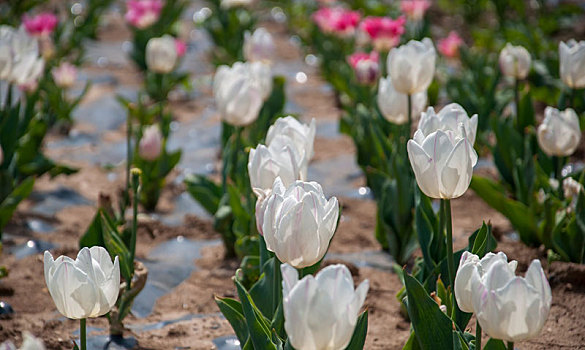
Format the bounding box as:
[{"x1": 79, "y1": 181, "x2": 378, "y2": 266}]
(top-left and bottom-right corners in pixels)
[{"x1": 0, "y1": 9, "x2": 583, "y2": 350}]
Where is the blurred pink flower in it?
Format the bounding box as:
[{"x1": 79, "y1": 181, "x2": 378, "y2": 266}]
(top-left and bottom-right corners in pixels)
[
  {"x1": 23, "y1": 13, "x2": 58, "y2": 37},
  {"x1": 347, "y1": 51, "x2": 379, "y2": 85},
  {"x1": 438, "y1": 31, "x2": 464, "y2": 58},
  {"x1": 125, "y1": 0, "x2": 163, "y2": 29},
  {"x1": 52, "y1": 62, "x2": 77, "y2": 88},
  {"x1": 175, "y1": 39, "x2": 187, "y2": 57},
  {"x1": 359, "y1": 16, "x2": 406, "y2": 51},
  {"x1": 139, "y1": 125, "x2": 162, "y2": 160},
  {"x1": 312, "y1": 7, "x2": 361, "y2": 37},
  {"x1": 400, "y1": 0, "x2": 431, "y2": 21}
]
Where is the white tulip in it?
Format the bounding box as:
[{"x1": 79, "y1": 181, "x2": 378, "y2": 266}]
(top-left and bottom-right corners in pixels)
[
  {"x1": 266, "y1": 116, "x2": 316, "y2": 171},
  {"x1": 220, "y1": 0, "x2": 255, "y2": 9},
  {"x1": 386, "y1": 38, "x2": 436, "y2": 95},
  {"x1": 417, "y1": 103, "x2": 479, "y2": 149},
  {"x1": 471, "y1": 255, "x2": 552, "y2": 342},
  {"x1": 559, "y1": 40, "x2": 585, "y2": 89},
  {"x1": 499, "y1": 43, "x2": 532, "y2": 79},
  {"x1": 10, "y1": 51, "x2": 44, "y2": 86},
  {"x1": 139, "y1": 124, "x2": 163, "y2": 160},
  {"x1": 44, "y1": 246, "x2": 120, "y2": 320},
  {"x1": 537, "y1": 106, "x2": 581, "y2": 157},
  {"x1": 0, "y1": 332, "x2": 45, "y2": 350},
  {"x1": 281, "y1": 263, "x2": 369, "y2": 350},
  {"x1": 0, "y1": 42, "x2": 12, "y2": 80},
  {"x1": 563, "y1": 177, "x2": 583, "y2": 200},
  {"x1": 454, "y1": 251, "x2": 517, "y2": 313},
  {"x1": 377, "y1": 76, "x2": 427, "y2": 125},
  {"x1": 248, "y1": 143, "x2": 305, "y2": 193},
  {"x1": 145, "y1": 35, "x2": 178, "y2": 74},
  {"x1": 259, "y1": 178, "x2": 338, "y2": 268},
  {"x1": 213, "y1": 61, "x2": 272, "y2": 126},
  {"x1": 407, "y1": 123, "x2": 477, "y2": 199},
  {"x1": 243, "y1": 27, "x2": 275, "y2": 63}
]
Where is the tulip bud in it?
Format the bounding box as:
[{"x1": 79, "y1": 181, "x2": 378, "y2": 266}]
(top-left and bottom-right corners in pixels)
[
  {"x1": 466, "y1": 253, "x2": 552, "y2": 342},
  {"x1": 22, "y1": 13, "x2": 58, "y2": 37},
  {"x1": 400, "y1": 0, "x2": 431, "y2": 22},
  {"x1": 243, "y1": 27, "x2": 275, "y2": 63},
  {"x1": 259, "y1": 178, "x2": 339, "y2": 268},
  {"x1": 175, "y1": 39, "x2": 187, "y2": 58},
  {"x1": 359, "y1": 16, "x2": 406, "y2": 52},
  {"x1": 438, "y1": 31, "x2": 463, "y2": 58},
  {"x1": 213, "y1": 61, "x2": 272, "y2": 126},
  {"x1": 44, "y1": 246, "x2": 120, "y2": 319},
  {"x1": 146, "y1": 35, "x2": 178, "y2": 74},
  {"x1": 559, "y1": 40, "x2": 585, "y2": 89},
  {"x1": 377, "y1": 76, "x2": 427, "y2": 125},
  {"x1": 499, "y1": 43, "x2": 531, "y2": 80},
  {"x1": 125, "y1": 0, "x2": 163, "y2": 29},
  {"x1": 347, "y1": 51, "x2": 380, "y2": 85},
  {"x1": 265, "y1": 116, "x2": 316, "y2": 171},
  {"x1": 51, "y1": 62, "x2": 77, "y2": 89},
  {"x1": 407, "y1": 120, "x2": 478, "y2": 199},
  {"x1": 387, "y1": 38, "x2": 436, "y2": 94},
  {"x1": 248, "y1": 144, "x2": 304, "y2": 192},
  {"x1": 220, "y1": 0, "x2": 256, "y2": 9},
  {"x1": 139, "y1": 125, "x2": 163, "y2": 160},
  {"x1": 281, "y1": 263, "x2": 369, "y2": 350},
  {"x1": 312, "y1": 7, "x2": 361, "y2": 38},
  {"x1": 537, "y1": 107, "x2": 581, "y2": 157}
]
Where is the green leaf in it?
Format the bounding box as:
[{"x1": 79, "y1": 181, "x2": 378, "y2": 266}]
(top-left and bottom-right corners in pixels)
[
  {"x1": 249, "y1": 257, "x2": 281, "y2": 320},
  {"x1": 0, "y1": 177, "x2": 34, "y2": 231},
  {"x1": 404, "y1": 274, "x2": 454, "y2": 349},
  {"x1": 483, "y1": 338, "x2": 507, "y2": 350},
  {"x1": 235, "y1": 278, "x2": 278, "y2": 350},
  {"x1": 184, "y1": 174, "x2": 222, "y2": 215},
  {"x1": 345, "y1": 310, "x2": 368, "y2": 350},
  {"x1": 215, "y1": 296, "x2": 249, "y2": 345},
  {"x1": 469, "y1": 222, "x2": 496, "y2": 258}
]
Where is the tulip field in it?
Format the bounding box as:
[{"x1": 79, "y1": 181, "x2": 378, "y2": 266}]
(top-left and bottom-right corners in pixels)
[{"x1": 1, "y1": 0, "x2": 585, "y2": 349}]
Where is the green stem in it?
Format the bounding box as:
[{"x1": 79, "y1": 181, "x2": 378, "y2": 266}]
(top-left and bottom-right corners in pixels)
[
  {"x1": 407, "y1": 93, "x2": 413, "y2": 138},
  {"x1": 475, "y1": 320, "x2": 482, "y2": 350},
  {"x1": 272, "y1": 258, "x2": 280, "y2": 317},
  {"x1": 128, "y1": 170, "x2": 140, "y2": 290},
  {"x1": 514, "y1": 78, "x2": 521, "y2": 134},
  {"x1": 125, "y1": 113, "x2": 132, "y2": 215},
  {"x1": 507, "y1": 341, "x2": 514, "y2": 350},
  {"x1": 80, "y1": 318, "x2": 86, "y2": 350},
  {"x1": 553, "y1": 156, "x2": 565, "y2": 200},
  {"x1": 443, "y1": 199, "x2": 455, "y2": 286}
]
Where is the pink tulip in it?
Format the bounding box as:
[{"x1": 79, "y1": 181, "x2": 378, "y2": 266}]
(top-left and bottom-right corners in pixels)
[
  {"x1": 52, "y1": 62, "x2": 77, "y2": 89},
  {"x1": 400, "y1": 0, "x2": 431, "y2": 21},
  {"x1": 438, "y1": 31, "x2": 464, "y2": 58},
  {"x1": 359, "y1": 16, "x2": 406, "y2": 51},
  {"x1": 23, "y1": 13, "x2": 58, "y2": 37},
  {"x1": 175, "y1": 39, "x2": 187, "y2": 57},
  {"x1": 312, "y1": 7, "x2": 361, "y2": 37},
  {"x1": 139, "y1": 125, "x2": 162, "y2": 160},
  {"x1": 348, "y1": 51, "x2": 379, "y2": 85},
  {"x1": 125, "y1": 0, "x2": 163, "y2": 29}
]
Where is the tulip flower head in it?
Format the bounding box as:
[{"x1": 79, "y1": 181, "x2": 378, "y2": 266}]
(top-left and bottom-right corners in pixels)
[
  {"x1": 559, "y1": 40, "x2": 585, "y2": 89},
  {"x1": 213, "y1": 61, "x2": 272, "y2": 126},
  {"x1": 359, "y1": 16, "x2": 406, "y2": 52},
  {"x1": 377, "y1": 75, "x2": 427, "y2": 125},
  {"x1": 407, "y1": 104, "x2": 478, "y2": 199},
  {"x1": 22, "y1": 13, "x2": 58, "y2": 37},
  {"x1": 243, "y1": 27, "x2": 275, "y2": 63},
  {"x1": 281, "y1": 263, "x2": 369, "y2": 350},
  {"x1": 248, "y1": 143, "x2": 305, "y2": 193},
  {"x1": 400, "y1": 0, "x2": 431, "y2": 21},
  {"x1": 220, "y1": 0, "x2": 256, "y2": 9},
  {"x1": 563, "y1": 177, "x2": 583, "y2": 200},
  {"x1": 347, "y1": 51, "x2": 380, "y2": 85},
  {"x1": 499, "y1": 43, "x2": 531, "y2": 80},
  {"x1": 387, "y1": 38, "x2": 436, "y2": 94},
  {"x1": 537, "y1": 107, "x2": 581, "y2": 157},
  {"x1": 265, "y1": 116, "x2": 316, "y2": 172},
  {"x1": 312, "y1": 7, "x2": 361, "y2": 38},
  {"x1": 125, "y1": 0, "x2": 163, "y2": 29},
  {"x1": 438, "y1": 31, "x2": 463, "y2": 58},
  {"x1": 139, "y1": 124, "x2": 163, "y2": 160},
  {"x1": 258, "y1": 178, "x2": 338, "y2": 268},
  {"x1": 0, "y1": 26, "x2": 44, "y2": 88},
  {"x1": 146, "y1": 35, "x2": 178, "y2": 74},
  {"x1": 44, "y1": 246, "x2": 120, "y2": 320},
  {"x1": 51, "y1": 62, "x2": 77, "y2": 89},
  {"x1": 456, "y1": 251, "x2": 552, "y2": 343},
  {"x1": 175, "y1": 39, "x2": 187, "y2": 58}
]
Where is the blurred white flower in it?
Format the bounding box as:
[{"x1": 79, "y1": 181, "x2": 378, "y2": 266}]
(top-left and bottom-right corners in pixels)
[
  {"x1": 44, "y1": 246, "x2": 120, "y2": 320},
  {"x1": 0, "y1": 332, "x2": 45, "y2": 350},
  {"x1": 499, "y1": 43, "x2": 531, "y2": 79},
  {"x1": 281, "y1": 263, "x2": 369, "y2": 350},
  {"x1": 537, "y1": 107, "x2": 581, "y2": 157},
  {"x1": 559, "y1": 40, "x2": 585, "y2": 89},
  {"x1": 266, "y1": 116, "x2": 316, "y2": 173},
  {"x1": 259, "y1": 178, "x2": 338, "y2": 268},
  {"x1": 563, "y1": 177, "x2": 583, "y2": 200},
  {"x1": 52, "y1": 62, "x2": 77, "y2": 89},
  {"x1": 377, "y1": 76, "x2": 427, "y2": 125},
  {"x1": 386, "y1": 38, "x2": 436, "y2": 94},
  {"x1": 146, "y1": 35, "x2": 178, "y2": 74},
  {"x1": 243, "y1": 27, "x2": 275, "y2": 63}
]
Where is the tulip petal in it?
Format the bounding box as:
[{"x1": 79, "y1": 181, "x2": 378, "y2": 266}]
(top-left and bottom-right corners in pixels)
[{"x1": 407, "y1": 138, "x2": 439, "y2": 198}]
